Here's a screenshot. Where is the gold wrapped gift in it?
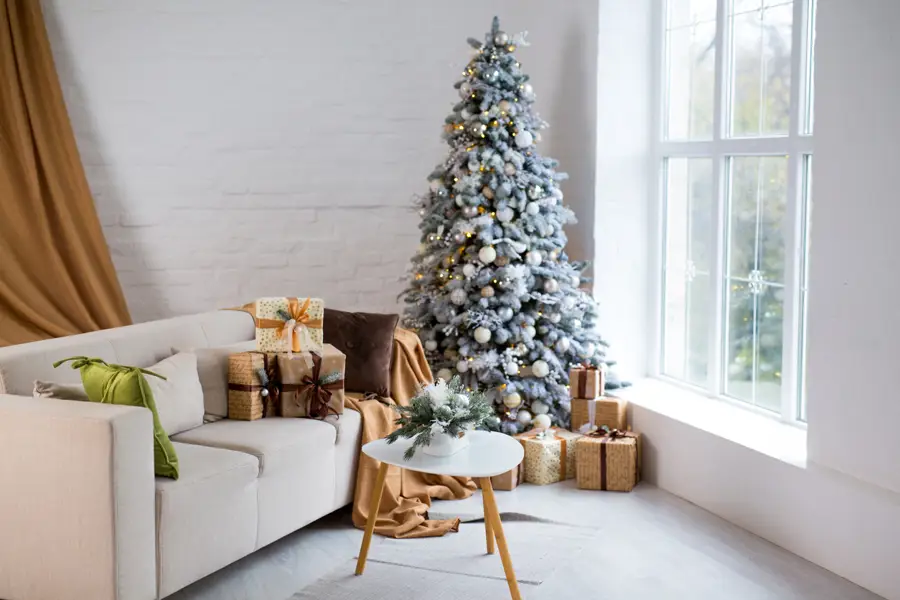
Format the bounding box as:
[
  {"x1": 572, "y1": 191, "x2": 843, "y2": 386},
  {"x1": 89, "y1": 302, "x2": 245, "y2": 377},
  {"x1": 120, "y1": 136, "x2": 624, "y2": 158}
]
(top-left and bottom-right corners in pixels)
[
  {"x1": 570, "y1": 396, "x2": 627, "y2": 433},
  {"x1": 228, "y1": 351, "x2": 280, "y2": 420},
  {"x1": 278, "y1": 344, "x2": 346, "y2": 419},
  {"x1": 516, "y1": 427, "x2": 581, "y2": 486},
  {"x1": 255, "y1": 296, "x2": 324, "y2": 354},
  {"x1": 568, "y1": 364, "x2": 605, "y2": 399},
  {"x1": 575, "y1": 428, "x2": 641, "y2": 492}
]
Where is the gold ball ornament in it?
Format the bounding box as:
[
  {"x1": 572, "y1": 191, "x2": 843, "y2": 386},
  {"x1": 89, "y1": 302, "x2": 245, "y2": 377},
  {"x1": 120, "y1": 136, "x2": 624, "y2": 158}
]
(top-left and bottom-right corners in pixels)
[
  {"x1": 481, "y1": 286, "x2": 495, "y2": 298},
  {"x1": 503, "y1": 392, "x2": 523, "y2": 408}
]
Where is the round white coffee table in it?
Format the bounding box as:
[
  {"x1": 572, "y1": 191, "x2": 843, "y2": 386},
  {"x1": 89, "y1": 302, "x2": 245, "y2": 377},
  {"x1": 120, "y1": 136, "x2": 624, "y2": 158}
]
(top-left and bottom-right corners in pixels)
[{"x1": 355, "y1": 430, "x2": 525, "y2": 600}]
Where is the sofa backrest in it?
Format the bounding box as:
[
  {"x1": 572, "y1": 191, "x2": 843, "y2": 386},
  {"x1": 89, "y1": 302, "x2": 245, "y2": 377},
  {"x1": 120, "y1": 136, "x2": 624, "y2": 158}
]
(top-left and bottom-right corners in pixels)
[{"x1": 0, "y1": 310, "x2": 256, "y2": 395}]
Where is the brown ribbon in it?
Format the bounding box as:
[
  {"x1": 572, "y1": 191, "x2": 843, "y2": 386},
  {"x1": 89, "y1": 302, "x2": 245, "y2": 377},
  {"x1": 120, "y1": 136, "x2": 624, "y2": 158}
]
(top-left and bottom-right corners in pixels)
[
  {"x1": 571, "y1": 365, "x2": 599, "y2": 399},
  {"x1": 255, "y1": 297, "x2": 324, "y2": 353},
  {"x1": 586, "y1": 427, "x2": 639, "y2": 491},
  {"x1": 516, "y1": 427, "x2": 568, "y2": 480},
  {"x1": 281, "y1": 352, "x2": 344, "y2": 419},
  {"x1": 227, "y1": 351, "x2": 280, "y2": 417}
]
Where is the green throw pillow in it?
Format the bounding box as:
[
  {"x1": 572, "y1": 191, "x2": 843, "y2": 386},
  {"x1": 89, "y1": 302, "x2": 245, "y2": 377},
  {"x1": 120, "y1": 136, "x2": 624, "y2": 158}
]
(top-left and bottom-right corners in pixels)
[{"x1": 55, "y1": 357, "x2": 179, "y2": 479}]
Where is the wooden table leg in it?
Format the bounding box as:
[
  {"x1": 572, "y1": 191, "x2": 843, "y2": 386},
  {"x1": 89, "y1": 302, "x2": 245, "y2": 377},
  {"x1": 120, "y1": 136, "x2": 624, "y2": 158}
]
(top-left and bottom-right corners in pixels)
[
  {"x1": 355, "y1": 462, "x2": 389, "y2": 576},
  {"x1": 480, "y1": 479, "x2": 495, "y2": 555},
  {"x1": 480, "y1": 477, "x2": 521, "y2": 600}
]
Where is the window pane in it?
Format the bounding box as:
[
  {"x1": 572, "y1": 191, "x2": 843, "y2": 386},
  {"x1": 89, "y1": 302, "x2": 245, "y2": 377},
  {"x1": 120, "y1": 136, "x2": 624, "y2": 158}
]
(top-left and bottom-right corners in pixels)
[
  {"x1": 798, "y1": 156, "x2": 812, "y2": 420},
  {"x1": 725, "y1": 155, "x2": 788, "y2": 410},
  {"x1": 663, "y1": 158, "x2": 714, "y2": 385},
  {"x1": 729, "y1": 0, "x2": 793, "y2": 137},
  {"x1": 665, "y1": 0, "x2": 717, "y2": 140}
]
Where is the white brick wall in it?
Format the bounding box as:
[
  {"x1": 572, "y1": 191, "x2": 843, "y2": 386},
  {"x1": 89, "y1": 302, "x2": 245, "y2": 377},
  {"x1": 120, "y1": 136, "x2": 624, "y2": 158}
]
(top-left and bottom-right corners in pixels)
[{"x1": 42, "y1": 0, "x2": 598, "y2": 322}]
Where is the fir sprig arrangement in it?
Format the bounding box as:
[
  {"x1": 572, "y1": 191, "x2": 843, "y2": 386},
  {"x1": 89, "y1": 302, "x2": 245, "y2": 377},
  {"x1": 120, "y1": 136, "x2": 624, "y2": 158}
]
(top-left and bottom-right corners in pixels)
[{"x1": 386, "y1": 377, "x2": 497, "y2": 459}]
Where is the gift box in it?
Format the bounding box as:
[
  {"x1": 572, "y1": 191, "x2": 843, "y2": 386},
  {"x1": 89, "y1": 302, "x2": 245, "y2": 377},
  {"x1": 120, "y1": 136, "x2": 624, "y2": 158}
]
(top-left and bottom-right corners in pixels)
[
  {"x1": 570, "y1": 396, "x2": 627, "y2": 433},
  {"x1": 278, "y1": 343, "x2": 346, "y2": 419},
  {"x1": 476, "y1": 459, "x2": 525, "y2": 491},
  {"x1": 228, "y1": 351, "x2": 280, "y2": 420},
  {"x1": 568, "y1": 365, "x2": 605, "y2": 399},
  {"x1": 255, "y1": 297, "x2": 324, "y2": 354},
  {"x1": 575, "y1": 428, "x2": 641, "y2": 492},
  {"x1": 516, "y1": 427, "x2": 581, "y2": 485}
]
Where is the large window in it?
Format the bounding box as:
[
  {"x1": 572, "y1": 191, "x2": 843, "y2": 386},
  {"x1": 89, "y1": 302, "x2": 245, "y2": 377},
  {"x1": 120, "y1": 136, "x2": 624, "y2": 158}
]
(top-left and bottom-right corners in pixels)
[{"x1": 657, "y1": 0, "x2": 815, "y2": 422}]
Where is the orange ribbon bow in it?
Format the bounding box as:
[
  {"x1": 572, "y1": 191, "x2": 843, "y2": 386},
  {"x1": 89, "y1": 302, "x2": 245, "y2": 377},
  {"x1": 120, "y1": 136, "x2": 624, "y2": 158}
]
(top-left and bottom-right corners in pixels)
[{"x1": 256, "y1": 297, "x2": 323, "y2": 355}]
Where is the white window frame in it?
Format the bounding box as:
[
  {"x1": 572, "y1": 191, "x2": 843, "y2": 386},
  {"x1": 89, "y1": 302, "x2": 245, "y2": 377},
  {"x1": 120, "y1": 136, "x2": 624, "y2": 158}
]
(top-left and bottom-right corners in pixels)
[{"x1": 650, "y1": 0, "x2": 815, "y2": 424}]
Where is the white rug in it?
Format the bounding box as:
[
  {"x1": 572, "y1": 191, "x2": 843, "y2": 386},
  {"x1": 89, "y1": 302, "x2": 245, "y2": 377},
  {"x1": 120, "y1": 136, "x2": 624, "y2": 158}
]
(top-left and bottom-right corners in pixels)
[{"x1": 291, "y1": 520, "x2": 597, "y2": 599}]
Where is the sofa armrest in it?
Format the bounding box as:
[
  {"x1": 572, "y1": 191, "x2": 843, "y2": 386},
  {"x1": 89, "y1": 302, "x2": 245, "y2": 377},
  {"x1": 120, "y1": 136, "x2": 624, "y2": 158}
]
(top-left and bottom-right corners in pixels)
[{"x1": 0, "y1": 395, "x2": 156, "y2": 600}]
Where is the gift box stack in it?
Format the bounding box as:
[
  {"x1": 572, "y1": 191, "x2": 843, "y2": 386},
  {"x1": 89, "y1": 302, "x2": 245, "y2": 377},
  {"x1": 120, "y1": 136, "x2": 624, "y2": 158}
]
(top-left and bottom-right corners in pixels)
[
  {"x1": 568, "y1": 365, "x2": 641, "y2": 492},
  {"x1": 227, "y1": 297, "x2": 346, "y2": 422}
]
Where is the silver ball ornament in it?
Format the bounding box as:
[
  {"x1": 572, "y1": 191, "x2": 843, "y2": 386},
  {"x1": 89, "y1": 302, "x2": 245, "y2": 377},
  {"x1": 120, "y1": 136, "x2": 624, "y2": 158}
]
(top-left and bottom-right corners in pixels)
[
  {"x1": 450, "y1": 288, "x2": 467, "y2": 305},
  {"x1": 562, "y1": 296, "x2": 577, "y2": 310},
  {"x1": 532, "y1": 413, "x2": 552, "y2": 430},
  {"x1": 497, "y1": 207, "x2": 514, "y2": 222},
  {"x1": 523, "y1": 325, "x2": 536, "y2": 339},
  {"x1": 531, "y1": 360, "x2": 550, "y2": 378},
  {"x1": 531, "y1": 400, "x2": 550, "y2": 415},
  {"x1": 462, "y1": 263, "x2": 477, "y2": 278},
  {"x1": 424, "y1": 340, "x2": 438, "y2": 352},
  {"x1": 505, "y1": 361, "x2": 520, "y2": 375},
  {"x1": 436, "y1": 368, "x2": 453, "y2": 382},
  {"x1": 474, "y1": 327, "x2": 492, "y2": 344},
  {"x1": 462, "y1": 206, "x2": 478, "y2": 218},
  {"x1": 525, "y1": 251, "x2": 542, "y2": 266},
  {"x1": 456, "y1": 359, "x2": 469, "y2": 373},
  {"x1": 515, "y1": 130, "x2": 534, "y2": 148},
  {"x1": 543, "y1": 278, "x2": 560, "y2": 293},
  {"x1": 478, "y1": 246, "x2": 497, "y2": 264},
  {"x1": 555, "y1": 337, "x2": 571, "y2": 353},
  {"x1": 498, "y1": 306, "x2": 514, "y2": 321},
  {"x1": 549, "y1": 313, "x2": 561, "y2": 323},
  {"x1": 525, "y1": 202, "x2": 540, "y2": 215},
  {"x1": 453, "y1": 232, "x2": 466, "y2": 243},
  {"x1": 516, "y1": 409, "x2": 532, "y2": 425},
  {"x1": 571, "y1": 275, "x2": 581, "y2": 287},
  {"x1": 494, "y1": 329, "x2": 510, "y2": 344}
]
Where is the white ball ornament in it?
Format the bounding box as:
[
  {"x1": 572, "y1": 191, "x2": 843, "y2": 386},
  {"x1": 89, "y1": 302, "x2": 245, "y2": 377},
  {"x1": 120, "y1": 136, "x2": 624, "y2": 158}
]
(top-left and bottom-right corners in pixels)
[
  {"x1": 504, "y1": 392, "x2": 523, "y2": 408},
  {"x1": 532, "y1": 413, "x2": 552, "y2": 430},
  {"x1": 555, "y1": 337, "x2": 571, "y2": 352},
  {"x1": 525, "y1": 251, "x2": 542, "y2": 266},
  {"x1": 549, "y1": 313, "x2": 562, "y2": 323},
  {"x1": 504, "y1": 163, "x2": 516, "y2": 176},
  {"x1": 532, "y1": 360, "x2": 550, "y2": 378},
  {"x1": 531, "y1": 400, "x2": 549, "y2": 415},
  {"x1": 478, "y1": 246, "x2": 497, "y2": 264},
  {"x1": 516, "y1": 409, "x2": 533, "y2": 425},
  {"x1": 474, "y1": 327, "x2": 492, "y2": 344},
  {"x1": 515, "y1": 131, "x2": 534, "y2": 148},
  {"x1": 456, "y1": 359, "x2": 469, "y2": 373},
  {"x1": 450, "y1": 288, "x2": 467, "y2": 305},
  {"x1": 543, "y1": 279, "x2": 560, "y2": 293},
  {"x1": 497, "y1": 207, "x2": 514, "y2": 222},
  {"x1": 523, "y1": 325, "x2": 536, "y2": 340},
  {"x1": 571, "y1": 275, "x2": 581, "y2": 287},
  {"x1": 498, "y1": 306, "x2": 514, "y2": 321},
  {"x1": 424, "y1": 340, "x2": 438, "y2": 352},
  {"x1": 525, "y1": 202, "x2": 540, "y2": 215},
  {"x1": 436, "y1": 368, "x2": 453, "y2": 382},
  {"x1": 562, "y1": 296, "x2": 577, "y2": 310},
  {"x1": 505, "y1": 361, "x2": 520, "y2": 375},
  {"x1": 462, "y1": 263, "x2": 477, "y2": 278}
]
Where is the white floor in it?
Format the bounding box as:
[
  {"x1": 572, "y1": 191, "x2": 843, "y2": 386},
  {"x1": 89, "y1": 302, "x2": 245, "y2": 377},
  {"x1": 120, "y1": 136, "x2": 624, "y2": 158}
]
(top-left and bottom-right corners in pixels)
[{"x1": 170, "y1": 481, "x2": 883, "y2": 600}]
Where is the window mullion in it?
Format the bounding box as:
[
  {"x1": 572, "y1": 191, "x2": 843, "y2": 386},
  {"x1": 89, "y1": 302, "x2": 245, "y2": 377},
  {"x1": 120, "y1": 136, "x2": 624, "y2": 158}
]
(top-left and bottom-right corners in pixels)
[{"x1": 707, "y1": 0, "x2": 729, "y2": 396}]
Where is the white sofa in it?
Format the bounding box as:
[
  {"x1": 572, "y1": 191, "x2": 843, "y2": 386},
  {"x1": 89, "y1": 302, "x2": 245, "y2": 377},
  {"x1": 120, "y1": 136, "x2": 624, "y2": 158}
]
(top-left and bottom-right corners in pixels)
[{"x1": 0, "y1": 310, "x2": 362, "y2": 600}]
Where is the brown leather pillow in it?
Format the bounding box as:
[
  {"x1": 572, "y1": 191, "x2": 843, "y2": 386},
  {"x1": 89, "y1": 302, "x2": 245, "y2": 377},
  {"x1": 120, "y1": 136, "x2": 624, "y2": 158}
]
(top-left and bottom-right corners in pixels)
[{"x1": 323, "y1": 309, "x2": 399, "y2": 397}]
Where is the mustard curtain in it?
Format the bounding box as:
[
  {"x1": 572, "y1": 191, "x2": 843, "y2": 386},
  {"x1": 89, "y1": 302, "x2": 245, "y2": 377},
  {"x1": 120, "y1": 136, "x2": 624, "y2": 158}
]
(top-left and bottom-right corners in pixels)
[{"x1": 0, "y1": 0, "x2": 131, "y2": 346}]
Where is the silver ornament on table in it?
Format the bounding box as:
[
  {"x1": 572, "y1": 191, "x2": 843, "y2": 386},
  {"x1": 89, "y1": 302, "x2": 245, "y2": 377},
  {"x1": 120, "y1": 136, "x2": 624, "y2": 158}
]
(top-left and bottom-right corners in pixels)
[
  {"x1": 525, "y1": 202, "x2": 540, "y2": 215},
  {"x1": 494, "y1": 31, "x2": 509, "y2": 45},
  {"x1": 462, "y1": 263, "x2": 477, "y2": 278},
  {"x1": 495, "y1": 255, "x2": 510, "y2": 267},
  {"x1": 462, "y1": 205, "x2": 478, "y2": 218},
  {"x1": 525, "y1": 250, "x2": 542, "y2": 266},
  {"x1": 496, "y1": 206, "x2": 514, "y2": 222},
  {"x1": 528, "y1": 185, "x2": 543, "y2": 199},
  {"x1": 450, "y1": 288, "x2": 467, "y2": 305},
  {"x1": 543, "y1": 278, "x2": 560, "y2": 293},
  {"x1": 481, "y1": 286, "x2": 495, "y2": 298},
  {"x1": 498, "y1": 306, "x2": 514, "y2": 321},
  {"x1": 504, "y1": 163, "x2": 516, "y2": 176}
]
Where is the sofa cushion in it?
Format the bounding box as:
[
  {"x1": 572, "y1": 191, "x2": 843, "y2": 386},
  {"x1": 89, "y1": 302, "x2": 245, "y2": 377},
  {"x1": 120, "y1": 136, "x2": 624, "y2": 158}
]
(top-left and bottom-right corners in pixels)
[
  {"x1": 144, "y1": 352, "x2": 205, "y2": 436},
  {"x1": 323, "y1": 309, "x2": 398, "y2": 397},
  {"x1": 156, "y1": 442, "x2": 259, "y2": 598},
  {"x1": 173, "y1": 417, "x2": 339, "y2": 547},
  {"x1": 176, "y1": 340, "x2": 256, "y2": 418}
]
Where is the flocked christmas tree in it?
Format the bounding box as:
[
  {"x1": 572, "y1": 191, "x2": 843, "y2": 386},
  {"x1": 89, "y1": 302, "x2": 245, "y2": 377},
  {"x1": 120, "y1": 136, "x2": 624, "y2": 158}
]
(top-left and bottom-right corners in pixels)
[{"x1": 401, "y1": 17, "x2": 625, "y2": 434}]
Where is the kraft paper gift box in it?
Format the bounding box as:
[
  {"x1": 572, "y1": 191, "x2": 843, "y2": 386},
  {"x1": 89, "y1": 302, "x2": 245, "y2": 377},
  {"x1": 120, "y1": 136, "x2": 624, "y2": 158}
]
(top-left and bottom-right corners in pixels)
[
  {"x1": 476, "y1": 459, "x2": 525, "y2": 491},
  {"x1": 255, "y1": 297, "x2": 325, "y2": 354},
  {"x1": 575, "y1": 428, "x2": 641, "y2": 492},
  {"x1": 278, "y1": 344, "x2": 346, "y2": 419},
  {"x1": 516, "y1": 427, "x2": 581, "y2": 486},
  {"x1": 228, "y1": 351, "x2": 281, "y2": 420},
  {"x1": 570, "y1": 396, "x2": 627, "y2": 433},
  {"x1": 568, "y1": 365, "x2": 606, "y2": 399}
]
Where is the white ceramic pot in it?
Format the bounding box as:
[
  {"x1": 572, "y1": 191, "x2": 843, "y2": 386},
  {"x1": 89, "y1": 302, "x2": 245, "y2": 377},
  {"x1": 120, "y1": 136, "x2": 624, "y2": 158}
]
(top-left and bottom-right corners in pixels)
[{"x1": 422, "y1": 431, "x2": 470, "y2": 457}]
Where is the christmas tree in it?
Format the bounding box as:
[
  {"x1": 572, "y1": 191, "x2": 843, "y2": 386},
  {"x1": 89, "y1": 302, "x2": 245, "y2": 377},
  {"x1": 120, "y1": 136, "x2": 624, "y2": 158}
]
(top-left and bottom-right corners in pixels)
[{"x1": 401, "y1": 17, "x2": 625, "y2": 434}]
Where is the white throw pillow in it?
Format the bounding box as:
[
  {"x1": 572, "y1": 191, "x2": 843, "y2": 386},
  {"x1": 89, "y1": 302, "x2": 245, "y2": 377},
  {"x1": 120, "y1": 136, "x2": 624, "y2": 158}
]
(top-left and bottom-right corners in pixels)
[
  {"x1": 145, "y1": 352, "x2": 205, "y2": 436},
  {"x1": 175, "y1": 340, "x2": 256, "y2": 418}
]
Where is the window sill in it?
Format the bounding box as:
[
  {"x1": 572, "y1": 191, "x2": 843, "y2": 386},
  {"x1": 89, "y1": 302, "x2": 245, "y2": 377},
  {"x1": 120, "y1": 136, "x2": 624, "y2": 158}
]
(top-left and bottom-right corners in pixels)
[{"x1": 615, "y1": 378, "x2": 808, "y2": 468}]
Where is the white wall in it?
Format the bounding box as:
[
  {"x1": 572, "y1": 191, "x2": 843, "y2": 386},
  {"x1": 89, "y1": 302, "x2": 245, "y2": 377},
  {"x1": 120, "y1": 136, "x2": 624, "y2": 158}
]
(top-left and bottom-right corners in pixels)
[
  {"x1": 43, "y1": 0, "x2": 599, "y2": 322},
  {"x1": 619, "y1": 1, "x2": 900, "y2": 598},
  {"x1": 805, "y1": 0, "x2": 900, "y2": 496}
]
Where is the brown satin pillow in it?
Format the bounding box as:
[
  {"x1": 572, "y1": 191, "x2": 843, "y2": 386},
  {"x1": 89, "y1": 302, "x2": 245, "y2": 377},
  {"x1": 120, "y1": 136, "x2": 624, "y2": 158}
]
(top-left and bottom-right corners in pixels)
[{"x1": 323, "y1": 309, "x2": 398, "y2": 397}]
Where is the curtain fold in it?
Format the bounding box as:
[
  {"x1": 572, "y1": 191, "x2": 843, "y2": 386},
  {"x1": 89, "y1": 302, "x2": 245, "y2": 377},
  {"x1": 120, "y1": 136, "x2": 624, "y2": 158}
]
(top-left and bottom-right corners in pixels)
[{"x1": 0, "y1": 0, "x2": 130, "y2": 346}]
